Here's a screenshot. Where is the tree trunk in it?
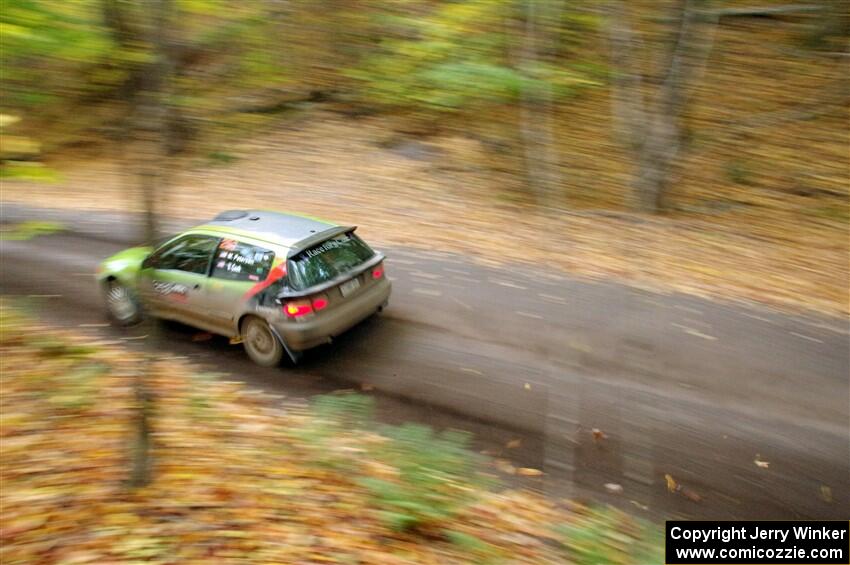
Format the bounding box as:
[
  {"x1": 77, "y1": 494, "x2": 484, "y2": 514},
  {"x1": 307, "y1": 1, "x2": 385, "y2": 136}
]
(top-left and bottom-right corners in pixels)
[
  {"x1": 607, "y1": 0, "x2": 645, "y2": 149},
  {"x1": 630, "y1": 0, "x2": 713, "y2": 212},
  {"x1": 632, "y1": 115, "x2": 680, "y2": 211},
  {"x1": 129, "y1": 369, "x2": 153, "y2": 487},
  {"x1": 135, "y1": 0, "x2": 173, "y2": 244},
  {"x1": 129, "y1": 0, "x2": 174, "y2": 489},
  {"x1": 608, "y1": 0, "x2": 718, "y2": 212},
  {"x1": 518, "y1": 0, "x2": 561, "y2": 210}
]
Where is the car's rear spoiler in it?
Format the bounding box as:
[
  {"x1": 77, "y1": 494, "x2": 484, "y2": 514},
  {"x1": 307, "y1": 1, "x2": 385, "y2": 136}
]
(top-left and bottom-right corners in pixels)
[{"x1": 286, "y1": 226, "x2": 356, "y2": 259}]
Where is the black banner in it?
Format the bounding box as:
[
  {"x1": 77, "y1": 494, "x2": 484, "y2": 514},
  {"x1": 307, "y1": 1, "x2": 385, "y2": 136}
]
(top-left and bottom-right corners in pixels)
[{"x1": 666, "y1": 521, "x2": 849, "y2": 564}]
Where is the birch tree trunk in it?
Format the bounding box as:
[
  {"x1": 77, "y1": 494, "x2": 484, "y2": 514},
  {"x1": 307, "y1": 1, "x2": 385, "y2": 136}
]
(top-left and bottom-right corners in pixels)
[{"x1": 518, "y1": 0, "x2": 561, "y2": 210}]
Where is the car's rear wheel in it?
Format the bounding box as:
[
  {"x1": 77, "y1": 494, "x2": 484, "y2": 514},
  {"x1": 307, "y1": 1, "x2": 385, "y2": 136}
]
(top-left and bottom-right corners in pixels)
[
  {"x1": 242, "y1": 317, "x2": 284, "y2": 367},
  {"x1": 104, "y1": 280, "x2": 142, "y2": 326}
]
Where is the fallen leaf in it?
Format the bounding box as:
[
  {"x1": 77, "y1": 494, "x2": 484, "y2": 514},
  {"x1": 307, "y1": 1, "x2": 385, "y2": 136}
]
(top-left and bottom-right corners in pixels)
[
  {"x1": 681, "y1": 487, "x2": 703, "y2": 503},
  {"x1": 494, "y1": 459, "x2": 516, "y2": 475},
  {"x1": 592, "y1": 428, "x2": 607, "y2": 442},
  {"x1": 524, "y1": 383, "x2": 531, "y2": 390},
  {"x1": 819, "y1": 485, "x2": 832, "y2": 503},
  {"x1": 754, "y1": 456, "x2": 770, "y2": 468},
  {"x1": 604, "y1": 483, "x2": 623, "y2": 494},
  {"x1": 630, "y1": 500, "x2": 649, "y2": 511},
  {"x1": 664, "y1": 473, "x2": 701, "y2": 502},
  {"x1": 1, "y1": 303, "x2": 672, "y2": 564}
]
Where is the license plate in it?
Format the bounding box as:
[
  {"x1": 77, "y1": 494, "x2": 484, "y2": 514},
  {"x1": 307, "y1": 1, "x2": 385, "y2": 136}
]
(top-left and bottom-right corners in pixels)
[{"x1": 340, "y1": 277, "x2": 361, "y2": 297}]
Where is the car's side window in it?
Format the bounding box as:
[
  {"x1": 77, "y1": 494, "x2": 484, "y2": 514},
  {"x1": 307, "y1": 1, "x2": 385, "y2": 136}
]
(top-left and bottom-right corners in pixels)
[
  {"x1": 149, "y1": 234, "x2": 219, "y2": 274},
  {"x1": 211, "y1": 239, "x2": 274, "y2": 282}
]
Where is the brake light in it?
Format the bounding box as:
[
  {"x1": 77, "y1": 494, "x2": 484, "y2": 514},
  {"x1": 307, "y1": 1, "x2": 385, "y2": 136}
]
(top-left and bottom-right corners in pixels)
[
  {"x1": 372, "y1": 266, "x2": 384, "y2": 279},
  {"x1": 284, "y1": 301, "x2": 313, "y2": 318},
  {"x1": 312, "y1": 297, "x2": 329, "y2": 311}
]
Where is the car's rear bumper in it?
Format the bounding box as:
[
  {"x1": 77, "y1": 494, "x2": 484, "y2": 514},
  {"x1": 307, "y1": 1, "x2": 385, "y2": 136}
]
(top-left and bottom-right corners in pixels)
[{"x1": 274, "y1": 278, "x2": 391, "y2": 351}]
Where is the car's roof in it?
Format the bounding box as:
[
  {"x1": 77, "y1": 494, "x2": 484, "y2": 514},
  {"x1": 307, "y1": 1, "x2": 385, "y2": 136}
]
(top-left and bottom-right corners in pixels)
[{"x1": 195, "y1": 210, "x2": 339, "y2": 248}]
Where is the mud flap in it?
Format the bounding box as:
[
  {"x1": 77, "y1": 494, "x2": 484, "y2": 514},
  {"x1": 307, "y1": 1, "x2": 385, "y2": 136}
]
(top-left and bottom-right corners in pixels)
[{"x1": 267, "y1": 324, "x2": 302, "y2": 365}]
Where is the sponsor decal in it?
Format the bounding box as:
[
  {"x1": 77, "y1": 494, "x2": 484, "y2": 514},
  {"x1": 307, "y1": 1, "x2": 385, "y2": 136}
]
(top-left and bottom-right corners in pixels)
[
  {"x1": 152, "y1": 280, "x2": 190, "y2": 302},
  {"x1": 255, "y1": 306, "x2": 279, "y2": 316},
  {"x1": 303, "y1": 235, "x2": 349, "y2": 259},
  {"x1": 219, "y1": 238, "x2": 238, "y2": 251},
  {"x1": 153, "y1": 280, "x2": 189, "y2": 295},
  {"x1": 243, "y1": 261, "x2": 287, "y2": 300}
]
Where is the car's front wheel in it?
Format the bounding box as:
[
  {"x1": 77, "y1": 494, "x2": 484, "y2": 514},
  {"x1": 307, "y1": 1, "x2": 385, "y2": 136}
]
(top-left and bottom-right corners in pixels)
[
  {"x1": 242, "y1": 317, "x2": 284, "y2": 367},
  {"x1": 104, "y1": 280, "x2": 143, "y2": 326}
]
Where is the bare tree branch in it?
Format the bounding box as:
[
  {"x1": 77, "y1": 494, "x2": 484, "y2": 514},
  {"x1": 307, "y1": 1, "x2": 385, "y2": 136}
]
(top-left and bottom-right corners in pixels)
[{"x1": 706, "y1": 4, "x2": 824, "y2": 18}]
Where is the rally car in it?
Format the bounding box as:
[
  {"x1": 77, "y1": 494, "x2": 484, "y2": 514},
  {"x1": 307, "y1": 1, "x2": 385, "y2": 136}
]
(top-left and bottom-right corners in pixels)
[{"x1": 97, "y1": 210, "x2": 391, "y2": 366}]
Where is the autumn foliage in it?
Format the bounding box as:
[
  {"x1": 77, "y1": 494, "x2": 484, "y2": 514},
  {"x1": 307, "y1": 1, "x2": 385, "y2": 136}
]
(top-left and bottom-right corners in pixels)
[
  {"x1": 1, "y1": 1, "x2": 847, "y2": 315},
  {"x1": 0, "y1": 305, "x2": 660, "y2": 564}
]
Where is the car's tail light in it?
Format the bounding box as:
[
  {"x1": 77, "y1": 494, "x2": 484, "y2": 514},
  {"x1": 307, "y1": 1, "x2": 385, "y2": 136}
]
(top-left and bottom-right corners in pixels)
[
  {"x1": 312, "y1": 295, "x2": 329, "y2": 311},
  {"x1": 284, "y1": 300, "x2": 313, "y2": 318},
  {"x1": 372, "y1": 265, "x2": 384, "y2": 279}
]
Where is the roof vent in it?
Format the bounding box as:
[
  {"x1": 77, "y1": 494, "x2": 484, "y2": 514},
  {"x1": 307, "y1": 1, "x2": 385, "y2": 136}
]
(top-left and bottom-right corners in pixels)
[{"x1": 213, "y1": 210, "x2": 249, "y2": 221}]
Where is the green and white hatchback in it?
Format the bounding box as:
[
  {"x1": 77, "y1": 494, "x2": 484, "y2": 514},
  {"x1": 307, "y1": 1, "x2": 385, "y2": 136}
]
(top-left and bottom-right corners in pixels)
[{"x1": 97, "y1": 210, "x2": 391, "y2": 366}]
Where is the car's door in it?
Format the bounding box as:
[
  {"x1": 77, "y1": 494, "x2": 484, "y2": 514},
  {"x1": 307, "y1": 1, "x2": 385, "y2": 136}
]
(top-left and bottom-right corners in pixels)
[
  {"x1": 205, "y1": 237, "x2": 278, "y2": 334},
  {"x1": 137, "y1": 233, "x2": 220, "y2": 327}
]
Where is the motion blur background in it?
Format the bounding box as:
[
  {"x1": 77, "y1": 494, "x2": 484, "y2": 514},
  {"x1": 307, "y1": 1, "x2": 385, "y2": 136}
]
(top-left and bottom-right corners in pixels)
[
  {"x1": 0, "y1": 0, "x2": 848, "y2": 562},
  {"x1": 2, "y1": 0, "x2": 847, "y2": 310}
]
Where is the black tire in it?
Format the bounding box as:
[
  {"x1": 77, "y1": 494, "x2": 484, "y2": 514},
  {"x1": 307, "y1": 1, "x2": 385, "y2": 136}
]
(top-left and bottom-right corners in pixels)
[
  {"x1": 104, "y1": 280, "x2": 143, "y2": 326},
  {"x1": 241, "y1": 316, "x2": 284, "y2": 367}
]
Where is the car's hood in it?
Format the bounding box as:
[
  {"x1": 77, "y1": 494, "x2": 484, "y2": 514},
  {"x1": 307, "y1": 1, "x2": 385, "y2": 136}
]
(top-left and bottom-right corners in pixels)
[{"x1": 97, "y1": 245, "x2": 152, "y2": 283}]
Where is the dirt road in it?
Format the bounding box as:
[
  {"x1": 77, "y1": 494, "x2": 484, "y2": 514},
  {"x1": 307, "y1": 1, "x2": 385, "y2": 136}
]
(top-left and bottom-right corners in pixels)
[{"x1": 2, "y1": 204, "x2": 847, "y2": 521}]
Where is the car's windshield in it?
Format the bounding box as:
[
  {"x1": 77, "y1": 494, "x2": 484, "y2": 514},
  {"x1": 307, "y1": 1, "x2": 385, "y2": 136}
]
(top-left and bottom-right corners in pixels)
[{"x1": 287, "y1": 232, "x2": 375, "y2": 290}]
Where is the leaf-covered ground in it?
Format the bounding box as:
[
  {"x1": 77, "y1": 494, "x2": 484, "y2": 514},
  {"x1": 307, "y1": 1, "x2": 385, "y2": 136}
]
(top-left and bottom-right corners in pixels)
[{"x1": 0, "y1": 305, "x2": 661, "y2": 564}]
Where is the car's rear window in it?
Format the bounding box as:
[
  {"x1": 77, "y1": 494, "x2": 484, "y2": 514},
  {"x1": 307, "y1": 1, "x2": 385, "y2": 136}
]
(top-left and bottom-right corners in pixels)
[{"x1": 287, "y1": 232, "x2": 375, "y2": 290}]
